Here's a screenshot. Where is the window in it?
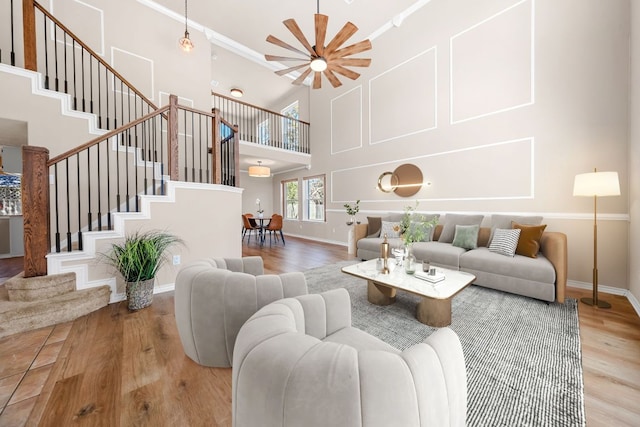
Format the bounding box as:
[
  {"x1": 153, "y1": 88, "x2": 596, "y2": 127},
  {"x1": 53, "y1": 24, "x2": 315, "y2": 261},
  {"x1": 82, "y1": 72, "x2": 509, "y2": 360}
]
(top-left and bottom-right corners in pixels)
[
  {"x1": 282, "y1": 179, "x2": 298, "y2": 220},
  {"x1": 281, "y1": 101, "x2": 299, "y2": 151},
  {"x1": 303, "y1": 175, "x2": 325, "y2": 221}
]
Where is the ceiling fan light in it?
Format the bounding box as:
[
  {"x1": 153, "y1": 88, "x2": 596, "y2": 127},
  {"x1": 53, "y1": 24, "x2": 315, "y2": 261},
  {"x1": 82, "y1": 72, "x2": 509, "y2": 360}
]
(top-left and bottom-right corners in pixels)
[
  {"x1": 310, "y1": 57, "x2": 327, "y2": 72},
  {"x1": 179, "y1": 31, "x2": 194, "y2": 52}
]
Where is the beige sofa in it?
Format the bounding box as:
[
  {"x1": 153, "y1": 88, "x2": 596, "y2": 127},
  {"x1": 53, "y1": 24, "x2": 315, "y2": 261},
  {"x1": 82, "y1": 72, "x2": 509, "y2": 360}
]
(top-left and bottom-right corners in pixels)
[
  {"x1": 233, "y1": 288, "x2": 467, "y2": 427},
  {"x1": 355, "y1": 215, "x2": 567, "y2": 303}
]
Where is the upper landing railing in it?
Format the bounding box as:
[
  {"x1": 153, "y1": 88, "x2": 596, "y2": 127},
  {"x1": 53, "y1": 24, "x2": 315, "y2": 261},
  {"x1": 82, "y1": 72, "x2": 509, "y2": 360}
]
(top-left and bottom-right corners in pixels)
[
  {"x1": 1, "y1": 0, "x2": 157, "y2": 129},
  {"x1": 212, "y1": 92, "x2": 310, "y2": 154}
]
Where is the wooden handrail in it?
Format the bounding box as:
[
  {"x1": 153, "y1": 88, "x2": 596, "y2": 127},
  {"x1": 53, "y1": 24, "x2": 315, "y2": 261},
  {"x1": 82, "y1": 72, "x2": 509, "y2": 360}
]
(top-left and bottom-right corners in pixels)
[
  {"x1": 30, "y1": 0, "x2": 158, "y2": 111},
  {"x1": 212, "y1": 91, "x2": 311, "y2": 125},
  {"x1": 47, "y1": 105, "x2": 170, "y2": 166}
]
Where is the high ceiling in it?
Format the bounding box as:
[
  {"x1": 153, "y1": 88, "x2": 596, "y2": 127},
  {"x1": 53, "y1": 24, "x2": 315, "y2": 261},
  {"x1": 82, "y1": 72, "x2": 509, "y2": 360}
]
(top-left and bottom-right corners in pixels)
[{"x1": 151, "y1": 0, "x2": 422, "y2": 107}]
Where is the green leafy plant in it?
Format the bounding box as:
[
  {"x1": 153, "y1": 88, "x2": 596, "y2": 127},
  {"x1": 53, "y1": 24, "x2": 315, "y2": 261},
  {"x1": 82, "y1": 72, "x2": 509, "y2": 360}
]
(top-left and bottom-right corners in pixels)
[
  {"x1": 343, "y1": 200, "x2": 360, "y2": 216},
  {"x1": 400, "y1": 202, "x2": 438, "y2": 245},
  {"x1": 103, "y1": 230, "x2": 183, "y2": 283}
]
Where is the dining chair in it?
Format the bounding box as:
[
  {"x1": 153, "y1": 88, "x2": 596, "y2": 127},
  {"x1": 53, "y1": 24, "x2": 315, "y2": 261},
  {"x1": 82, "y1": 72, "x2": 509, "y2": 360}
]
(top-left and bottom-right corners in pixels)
[
  {"x1": 265, "y1": 214, "x2": 285, "y2": 246},
  {"x1": 241, "y1": 213, "x2": 254, "y2": 236},
  {"x1": 242, "y1": 214, "x2": 260, "y2": 243}
]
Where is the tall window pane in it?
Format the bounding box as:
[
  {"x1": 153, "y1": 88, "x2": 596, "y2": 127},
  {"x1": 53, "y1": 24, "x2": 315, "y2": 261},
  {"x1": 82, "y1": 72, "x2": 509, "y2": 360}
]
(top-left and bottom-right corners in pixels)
[
  {"x1": 283, "y1": 179, "x2": 298, "y2": 220},
  {"x1": 304, "y1": 175, "x2": 325, "y2": 221},
  {"x1": 281, "y1": 101, "x2": 299, "y2": 151}
]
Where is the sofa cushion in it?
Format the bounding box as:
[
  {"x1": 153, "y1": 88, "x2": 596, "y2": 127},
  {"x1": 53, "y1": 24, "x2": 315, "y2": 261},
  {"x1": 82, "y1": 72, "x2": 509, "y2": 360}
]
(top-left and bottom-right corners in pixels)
[
  {"x1": 323, "y1": 327, "x2": 400, "y2": 354},
  {"x1": 380, "y1": 221, "x2": 402, "y2": 238},
  {"x1": 357, "y1": 237, "x2": 405, "y2": 254},
  {"x1": 459, "y1": 247, "x2": 556, "y2": 284},
  {"x1": 513, "y1": 222, "x2": 547, "y2": 258},
  {"x1": 489, "y1": 214, "x2": 543, "y2": 244},
  {"x1": 488, "y1": 228, "x2": 521, "y2": 257},
  {"x1": 452, "y1": 225, "x2": 480, "y2": 250},
  {"x1": 438, "y1": 214, "x2": 484, "y2": 243},
  {"x1": 367, "y1": 216, "x2": 382, "y2": 237},
  {"x1": 411, "y1": 242, "x2": 468, "y2": 269}
]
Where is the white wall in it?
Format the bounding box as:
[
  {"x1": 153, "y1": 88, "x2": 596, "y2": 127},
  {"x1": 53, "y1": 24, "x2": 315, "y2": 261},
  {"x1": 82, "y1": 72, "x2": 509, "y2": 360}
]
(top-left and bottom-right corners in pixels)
[
  {"x1": 278, "y1": 0, "x2": 632, "y2": 291},
  {"x1": 629, "y1": 1, "x2": 640, "y2": 303}
]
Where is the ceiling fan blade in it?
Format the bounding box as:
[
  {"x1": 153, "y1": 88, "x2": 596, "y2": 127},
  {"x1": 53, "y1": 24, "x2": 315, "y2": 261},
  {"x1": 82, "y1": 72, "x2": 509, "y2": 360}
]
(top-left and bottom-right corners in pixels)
[
  {"x1": 315, "y1": 14, "x2": 328, "y2": 56},
  {"x1": 265, "y1": 54, "x2": 307, "y2": 62},
  {"x1": 284, "y1": 18, "x2": 317, "y2": 56},
  {"x1": 292, "y1": 67, "x2": 313, "y2": 85},
  {"x1": 324, "y1": 21, "x2": 358, "y2": 55},
  {"x1": 266, "y1": 34, "x2": 310, "y2": 57},
  {"x1": 323, "y1": 69, "x2": 343, "y2": 88},
  {"x1": 329, "y1": 39, "x2": 372, "y2": 60},
  {"x1": 333, "y1": 58, "x2": 371, "y2": 67},
  {"x1": 313, "y1": 72, "x2": 322, "y2": 89},
  {"x1": 329, "y1": 64, "x2": 360, "y2": 80},
  {"x1": 276, "y1": 63, "x2": 310, "y2": 76}
]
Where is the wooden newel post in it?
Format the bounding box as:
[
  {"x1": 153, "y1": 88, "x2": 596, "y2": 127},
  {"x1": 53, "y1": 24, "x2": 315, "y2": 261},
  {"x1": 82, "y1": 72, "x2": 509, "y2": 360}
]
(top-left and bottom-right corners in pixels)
[
  {"x1": 167, "y1": 94, "x2": 179, "y2": 181},
  {"x1": 23, "y1": 0, "x2": 37, "y2": 71},
  {"x1": 22, "y1": 146, "x2": 50, "y2": 277},
  {"x1": 211, "y1": 108, "x2": 221, "y2": 185}
]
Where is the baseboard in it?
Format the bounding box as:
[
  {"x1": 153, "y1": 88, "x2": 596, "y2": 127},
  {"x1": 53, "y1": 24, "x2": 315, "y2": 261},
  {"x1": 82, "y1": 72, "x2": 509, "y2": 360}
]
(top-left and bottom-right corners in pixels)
[
  {"x1": 283, "y1": 232, "x2": 347, "y2": 247},
  {"x1": 568, "y1": 279, "x2": 640, "y2": 317}
]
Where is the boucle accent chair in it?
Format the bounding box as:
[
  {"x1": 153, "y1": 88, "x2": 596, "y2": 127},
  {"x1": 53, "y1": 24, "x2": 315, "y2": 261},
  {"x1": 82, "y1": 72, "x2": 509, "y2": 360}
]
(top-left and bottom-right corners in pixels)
[
  {"x1": 174, "y1": 257, "x2": 308, "y2": 368},
  {"x1": 232, "y1": 288, "x2": 467, "y2": 427}
]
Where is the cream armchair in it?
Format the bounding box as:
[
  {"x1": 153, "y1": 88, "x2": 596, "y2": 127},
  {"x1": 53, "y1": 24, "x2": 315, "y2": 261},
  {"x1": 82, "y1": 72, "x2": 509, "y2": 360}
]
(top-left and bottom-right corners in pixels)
[
  {"x1": 174, "y1": 257, "x2": 308, "y2": 368},
  {"x1": 233, "y1": 288, "x2": 467, "y2": 427}
]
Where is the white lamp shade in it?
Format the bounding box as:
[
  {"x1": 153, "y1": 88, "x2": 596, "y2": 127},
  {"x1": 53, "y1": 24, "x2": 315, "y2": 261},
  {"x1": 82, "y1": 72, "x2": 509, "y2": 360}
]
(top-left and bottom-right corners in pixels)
[
  {"x1": 248, "y1": 165, "x2": 270, "y2": 177},
  {"x1": 573, "y1": 171, "x2": 620, "y2": 197}
]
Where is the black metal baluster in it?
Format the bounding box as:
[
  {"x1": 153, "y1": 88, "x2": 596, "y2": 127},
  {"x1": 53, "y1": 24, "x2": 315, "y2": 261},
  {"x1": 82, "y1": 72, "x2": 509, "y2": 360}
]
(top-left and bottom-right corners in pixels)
[
  {"x1": 63, "y1": 32, "x2": 68, "y2": 93},
  {"x1": 106, "y1": 137, "x2": 111, "y2": 229},
  {"x1": 89, "y1": 57, "x2": 93, "y2": 114},
  {"x1": 125, "y1": 128, "x2": 130, "y2": 212},
  {"x1": 105, "y1": 66, "x2": 109, "y2": 129},
  {"x1": 151, "y1": 116, "x2": 157, "y2": 195},
  {"x1": 10, "y1": 0, "x2": 16, "y2": 66},
  {"x1": 76, "y1": 153, "x2": 82, "y2": 250},
  {"x1": 81, "y1": 48, "x2": 86, "y2": 112},
  {"x1": 191, "y1": 112, "x2": 195, "y2": 182},
  {"x1": 72, "y1": 39, "x2": 77, "y2": 109},
  {"x1": 184, "y1": 109, "x2": 188, "y2": 180},
  {"x1": 54, "y1": 164, "x2": 60, "y2": 252},
  {"x1": 96, "y1": 143, "x2": 102, "y2": 230},
  {"x1": 134, "y1": 123, "x2": 139, "y2": 212},
  {"x1": 43, "y1": 16, "x2": 49, "y2": 89},
  {"x1": 53, "y1": 23, "x2": 59, "y2": 91},
  {"x1": 116, "y1": 131, "x2": 121, "y2": 211},
  {"x1": 65, "y1": 159, "x2": 72, "y2": 251},
  {"x1": 206, "y1": 117, "x2": 210, "y2": 183},
  {"x1": 143, "y1": 119, "x2": 148, "y2": 195},
  {"x1": 198, "y1": 113, "x2": 203, "y2": 183},
  {"x1": 160, "y1": 118, "x2": 165, "y2": 194},
  {"x1": 97, "y1": 62, "x2": 101, "y2": 128},
  {"x1": 87, "y1": 147, "x2": 92, "y2": 231}
]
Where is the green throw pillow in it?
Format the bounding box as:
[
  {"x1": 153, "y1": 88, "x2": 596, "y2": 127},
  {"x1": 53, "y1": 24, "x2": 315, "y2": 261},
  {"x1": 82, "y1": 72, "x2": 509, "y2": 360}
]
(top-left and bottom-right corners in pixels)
[{"x1": 452, "y1": 224, "x2": 479, "y2": 250}]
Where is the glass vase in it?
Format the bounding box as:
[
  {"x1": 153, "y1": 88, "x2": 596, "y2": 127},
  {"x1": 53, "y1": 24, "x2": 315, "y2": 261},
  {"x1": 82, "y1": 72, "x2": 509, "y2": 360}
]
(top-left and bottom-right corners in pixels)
[{"x1": 404, "y1": 244, "x2": 416, "y2": 275}]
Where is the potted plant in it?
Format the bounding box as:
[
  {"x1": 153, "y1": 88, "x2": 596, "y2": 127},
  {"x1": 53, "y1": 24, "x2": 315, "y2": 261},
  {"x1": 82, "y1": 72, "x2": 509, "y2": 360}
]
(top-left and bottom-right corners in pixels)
[
  {"x1": 399, "y1": 203, "x2": 438, "y2": 274},
  {"x1": 343, "y1": 200, "x2": 360, "y2": 225},
  {"x1": 104, "y1": 230, "x2": 183, "y2": 310}
]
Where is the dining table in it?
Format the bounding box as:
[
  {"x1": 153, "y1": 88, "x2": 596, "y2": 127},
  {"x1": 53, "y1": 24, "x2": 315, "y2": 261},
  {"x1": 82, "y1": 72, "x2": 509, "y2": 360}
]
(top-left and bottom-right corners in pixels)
[{"x1": 256, "y1": 216, "x2": 271, "y2": 245}]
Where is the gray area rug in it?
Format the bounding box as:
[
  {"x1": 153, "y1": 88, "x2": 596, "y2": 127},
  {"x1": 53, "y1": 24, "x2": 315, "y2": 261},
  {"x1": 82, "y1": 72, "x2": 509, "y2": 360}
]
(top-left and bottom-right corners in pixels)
[{"x1": 304, "y1": 260, "x2": 585, "y2": 427}]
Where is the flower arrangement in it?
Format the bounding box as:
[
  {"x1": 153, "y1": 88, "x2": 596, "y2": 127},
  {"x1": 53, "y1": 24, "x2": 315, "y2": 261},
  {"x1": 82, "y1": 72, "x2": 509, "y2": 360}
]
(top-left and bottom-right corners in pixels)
[
  {"x1": 256, "y1": 198, "x2": 264, "y2": 214},
  {"x1": 343, "y1": 200, "x2": 360, "y2": 216},
  {"x1": 400, "y1": 202, "x2": 438, "y2": 246}
]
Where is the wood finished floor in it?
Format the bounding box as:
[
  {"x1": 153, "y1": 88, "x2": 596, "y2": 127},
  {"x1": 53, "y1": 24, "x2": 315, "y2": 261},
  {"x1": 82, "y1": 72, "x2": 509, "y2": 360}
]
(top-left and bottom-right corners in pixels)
[{"x1": 0, "y1": 239, "x2": 639, "y2": 426}]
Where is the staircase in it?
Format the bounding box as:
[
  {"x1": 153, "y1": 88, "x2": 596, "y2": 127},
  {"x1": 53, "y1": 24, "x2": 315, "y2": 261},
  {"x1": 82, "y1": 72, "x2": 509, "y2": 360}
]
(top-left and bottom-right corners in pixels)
[{"x1": 0, "y1": 0, "x2": 241, "y2": 337}]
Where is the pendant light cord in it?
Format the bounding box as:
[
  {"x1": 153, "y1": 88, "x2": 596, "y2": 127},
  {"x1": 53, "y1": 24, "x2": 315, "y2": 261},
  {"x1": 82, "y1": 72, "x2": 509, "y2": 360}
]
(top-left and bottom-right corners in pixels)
[
  {"x1": 317, "y1": 0, "x2": 320, "y2": 14},
  {"x1": 184, "y1": 0, "x2": 188, "y2": 33}
]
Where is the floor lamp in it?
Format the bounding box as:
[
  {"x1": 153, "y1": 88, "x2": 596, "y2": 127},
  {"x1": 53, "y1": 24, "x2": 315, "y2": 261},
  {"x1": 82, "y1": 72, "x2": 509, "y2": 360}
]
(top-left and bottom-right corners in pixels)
[{"x1": 573, "y1": 169, "x2": 620, "y2": 308}]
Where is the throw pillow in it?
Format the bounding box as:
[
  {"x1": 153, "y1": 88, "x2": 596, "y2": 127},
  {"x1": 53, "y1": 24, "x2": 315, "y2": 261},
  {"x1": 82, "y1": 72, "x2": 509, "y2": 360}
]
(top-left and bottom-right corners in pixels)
[
  {"x1": 488, "y1": 228, "x2": 521, "y2": 257},
  {"x1": 367, "y1": 216, "x2": 382, "y2": 238},
  {"x1": 512, "y1": 222, "x2": 547, "y2": 258},
  {"x1": 489, "y1": 214, "x2": 543, "y2": 244},
  {"x1": 380, "y1": 221, "x2": 402, "y2": 238},
  {"x1": 451, "y1": 224, "x2": 480, "y2": 250},
  {"x1": 438, "y1": 214, "x2": 484, "y2": 243}
]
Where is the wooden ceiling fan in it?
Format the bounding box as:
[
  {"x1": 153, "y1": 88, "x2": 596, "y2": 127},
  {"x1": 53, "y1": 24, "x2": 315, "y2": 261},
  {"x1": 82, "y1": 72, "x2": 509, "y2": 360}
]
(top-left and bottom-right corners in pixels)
[{"x1": 264, "y1": 1, "x2": 372, "y2": 89}]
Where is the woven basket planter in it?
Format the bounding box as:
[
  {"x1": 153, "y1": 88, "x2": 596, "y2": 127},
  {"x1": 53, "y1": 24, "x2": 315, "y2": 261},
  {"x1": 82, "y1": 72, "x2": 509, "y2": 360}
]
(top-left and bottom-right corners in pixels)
[{"x1": 125, "y1": 278, "x2": 155, "y2": 310}]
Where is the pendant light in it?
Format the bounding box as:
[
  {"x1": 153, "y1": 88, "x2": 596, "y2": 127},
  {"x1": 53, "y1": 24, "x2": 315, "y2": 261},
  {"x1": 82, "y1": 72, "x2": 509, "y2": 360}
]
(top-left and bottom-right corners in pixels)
[
  {"x1": 248, "y1": 161, "x2": 271, "y2": 177},
  {"x1": 179, "y1": 0, "x2": 194, "y2": 52}
]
